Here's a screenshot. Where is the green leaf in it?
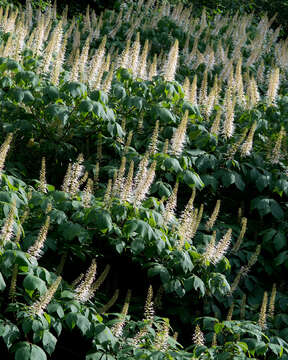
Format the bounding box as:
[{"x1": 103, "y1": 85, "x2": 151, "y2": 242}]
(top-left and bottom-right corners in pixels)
[
  {"x1": 14, "y1": 342, "x2": 31, "y2": 360},
  {"x1": 131, "y1": 238, "x2": 145, "y2": 254},
  {"x1": 148, "y1": 264, "x2": 170, "y2": 283},
  {"x1": 58, "y1": 222, "x2": 88, "y2": 242},
  {"x1": 155, "y1": 106, "x2": 176, "y2": 123},
  {"x1": 94, "y1": 324, "x2": 116, "y2": 346},
  {"x1": 270, "y1": 200, "x2": 284, "y2": 220},
  {"x1": 184, "y1": 170, "x2": 204, "y2": 189},
  {"x1": 269, "y1": 343, "x2": 283, "y2": 356},
  {"x1": 222, "y1": 171, "x2": 235, "y2": 187},
  {"x1": 93, "y1": 102, "x2": 106, "y2": 119},
  {"x1": 274, "y1": 232, "x2": 286, "y2": 251},
  {"x1": 42, "y1": 330, "x2": 57, "y2": 356},
  {"x1": 251, "y1": 198, "x2": 271, "y2": 217},
  {"x1": 65, "y1": 82, "x2": 87, "y2": 98},
  {"x1": 79, "y1": 99, "x2": 93, "y2": 113},
  {"x1": 87, "y1": 209, "x2": 112, "y2": 233},
  {"x1": 164, "y1": 158, "x2": 182, "y2": 173},
  {"x1": 23, "y1": 275, "x2": 47, "y2": 295},
  {"x1": 77, "y1": 314, "x2": 91, "y2": 335},
  {"x1": 234, "y1": 173, "x2": 245, "y2": 191},
  {"x1": 274, "y1": 251, "x2": 288, "y2": 266},
  {"x1": 0, "y1": 272, "x2": 6, "y2": 291},
  {"x1": 184, "y1": 275, "x2": 205, "y2": 296},
  {"x1": 30, "y1": 344, "x2": 47, "y2": 360},
  {"x1": 65, "y1": 312, "x2": 78, "y2": 330}
]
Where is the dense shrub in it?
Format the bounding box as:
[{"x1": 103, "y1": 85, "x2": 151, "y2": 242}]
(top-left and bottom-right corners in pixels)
[{"x1": 0, "y1": 0, "x2": 287, "y2": 359}]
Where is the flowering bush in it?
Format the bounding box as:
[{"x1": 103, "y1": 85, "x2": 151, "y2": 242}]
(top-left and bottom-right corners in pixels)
[{"x1": 0, "y1": 0, "x2": 287, "y2": 359}]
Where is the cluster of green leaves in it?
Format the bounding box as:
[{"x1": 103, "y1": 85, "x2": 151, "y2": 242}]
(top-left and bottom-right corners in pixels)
[{"x1": 0, "y1": 0, "x2": 287, "y2": 359}]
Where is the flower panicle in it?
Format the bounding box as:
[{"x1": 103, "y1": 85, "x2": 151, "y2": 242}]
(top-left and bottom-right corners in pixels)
[
  {"x1": 99, "y1": 289, "x2": 119, "y2": 314},
  {"x1": 27, "y1": 216, "x2": 50, "y2": 260},
  {"x1": 205, "y1": 200, "x2": 221, "y2": 231},
  {"x1": 75, "y1": 259, "x2": 97, "y2": 303},
  {"x1": 241, "y1": 121, "x2": 257, "y2": 157},
  {"x1": 39, "y1": 157, "x2": 47, "y2": 193},
  {"x1": 29, "y1": 276, "x2": 62, "y2": 316},
  {"x1": 213, "y1": 228, "x2": 232, "y2": 264},
  {"x1": 148, "y1": 120, "x2": 159, "y2": 156},
  {"x1": 0, "y1": 199, "x2": 16, "y2": 248},
  {"x1": 163, "y1": 39, "x2": 179, "y2": 82},
  {"x1": 171, "y1": 110, "x2": 189, "y2": 156},
  {"x1": 163, "y1": 182, "x2": 178, "y2": 225},
  {"x1": 268, "y1": 283, "x2": 277, "y2": 319},
  {"x1": 0, "y1": 133, "x2": 13, "y2": 177},
  {"x1": 232, "y1": 217, "x2": 247, "y2": 252},
  {"x1": 193, "y1": 324, "x2": 205, "y2": 346},
  {"x1": 83, "y1": 178, "x2": 93, "y2": 208},
  {"x1": 258, "y1": 291, "x2": 268, "y2": 330},
  {"x1": 9, "y1": 264, "x2": 18, "y2": 302},
  {"x1": 154, "y1": 318, "x2": 170, "y2": 352},
  {"x1": 112, "y1": 289, "x2": 132, "y2": 337}
]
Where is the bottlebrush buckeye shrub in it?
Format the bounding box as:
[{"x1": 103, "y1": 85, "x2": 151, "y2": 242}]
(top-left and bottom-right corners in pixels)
[{"x1": 0, "y1": 0, "x2": 287, "y2": 359}]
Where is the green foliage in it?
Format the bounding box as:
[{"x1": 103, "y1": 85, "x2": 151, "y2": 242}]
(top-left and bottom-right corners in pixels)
[{"x1": 0, "y1": 0, "x2": 287, "y2": 359}]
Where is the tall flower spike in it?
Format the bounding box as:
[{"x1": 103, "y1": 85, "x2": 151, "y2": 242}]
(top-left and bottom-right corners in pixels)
[
  {"x1": 99, "y1": 289, "x2": 119, "y2": 314},
  {"x1": 205, "y1": 200, "x2": 221, "y2": 231},
  {"x1": 266, "y1": 67, "x2": 280, "y2": 106},
  {"x1": 199, "y1": 69, "x2": 208, "y2": 106},
  {"x1": 89, "y1": 264, "x2": 111, "y2": 299},
  {"x1": 113, "y1": 157, "x2": 126, "y2": 197},
  {"x1": 202, "y1": 231, "x2": 216, "y2": 263},
  {"x1": 258, "y1": 291, "x2": 268, "y2": 330},
  {"x1": 130, "y1": 32, "x2": 141, "y2": 77},
  {"x1": 189, "y1": 75, "x2": 197, "y2": 105},
  {"x1": 193, "y1": 324, "x2": 205, "y2": 346},
  {"x1": 102, "y1": 62, "x2": 115, "y2": 94},
  {"x1": 61, "y1": 163, "x2": 72, "y2": 193},
  {"x1": 171, "y1": 110, "x2": 189, "y2": 156},
  {"x1": 232, "y1": 217, "x2": 247, "y2": 252},
  {"x1": 83, "y1": 179, "x2": 93, "y2": 208},
  {"x1": 213, "y1": 228, "x2": 232, "y2": 264},
  {"x1": 268, "y1": 283, "x2": 277, "y2": 319},
  {"x1": 154, "y1": 319, "x2": 170, "y2": 352},
  {"x1": 39, "y1": 157, "x2": 47, "y2": 193},
  {"x1": 240, "y1": 294, "x2": 246, "y2": 320},
  {"x1": 0, "y1": 199, "x2": 16, "y2": 248},
  {"x1": 144, "y1": 285, "x2": 155, "y2": 322},
  {"x1": 75, "y1": 259, "x2": 97, "y2": 303},
  {"x1": 163, "y1": 39, "x2": 179, "y2": 82},
  {"x1": 27, "y1": 216, "x2": 50, "y2": 260},
  {"x1": 148, "y1": 120, "x2": 159, "y2": 155},
  {"x1": 112, "y1": 289, "x2": 132, "y2": 337},
  {"x1": 241, "y1": 122, "x2": 257, "y2": 157},
  {"x1": 270, "y1": 127, "x2": 285, "y2": 164},
  {"x1": 222, "y1": 88, "x2": 235, "y2": 139},
  {"x1": 149, "y1": 53, "x2": 157, "y2": 80},
  {"x1": 183, "y1": 77, "x2": 190, "y2": 100},
  {"x1": 69, "y1": 154, "x2": 85, "y2": 196},
  {"x1": 210, "y1": 108, "x2": 222, "y2": 136},
  {"x1": 124, "y1": 130, "x2": 133, "y2": 155},
  {"x1": 51, "y1": 37, "x2": 67, "y2": 86},
  {"x1": 226, "y1": 302, "x2": 234, "y2": 321},
  {"x1": 0, "y1": 133, "x2": 13, "y2": 177},
  {"x1": 9, "y1": 264, "x2": 18, "y2": 302},
  {"x1": 241, "y1": 245, "x2": 261, "y2": 276},
  {"x1": 137, "y1": 39, "x2": 149, "y2": 79},
  {"x1": 163, "y1": 182, "x2": 178, "y2": 225},
  {"x1": 121, "y1": 161, "x2": 134, "y2": 202},
  {"x1": 29, "y1": 276, "x2": 62, "y2": 316},
  {"x1": 133, "y1": 160, "x2": 156, "y2": 207}
]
